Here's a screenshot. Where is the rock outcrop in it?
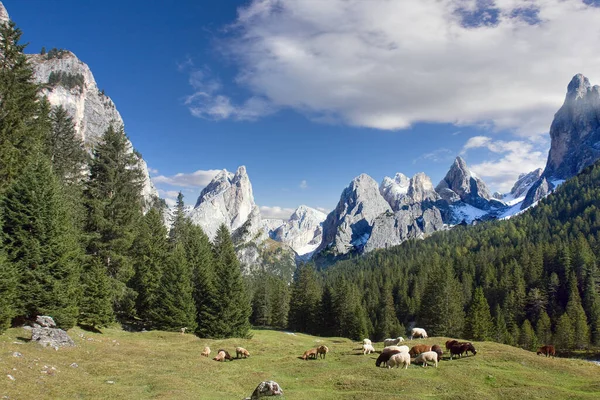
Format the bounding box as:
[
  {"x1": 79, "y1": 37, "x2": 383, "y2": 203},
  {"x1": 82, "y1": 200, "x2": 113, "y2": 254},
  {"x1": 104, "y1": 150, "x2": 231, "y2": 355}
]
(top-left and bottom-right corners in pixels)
[
  {"x1": 243, "y1": 381, "x2": 283, "y2": 400},
  {"x1": 317, "y1": 174, "x2": 392, "y2": 256},
  {"x1": 26, "y1": 51, "x2": 158, "y2": 206},
  {"x1": 509, "y1": 168, "x2": 543, "y2": 199},
  {"x1": 28, "y1": 316, "x2": 75, "y2": 350},
  {"x1": 436, "y1": 156, "x2": 494, "y2": 209},
  {"x1": 523, "y1": 74, "x2": 600, "y2": 209},
  {"x1": 0, "y1": 1, "x2": 9, "y2": 25},
  {"x1": 271, "y1": 206, "x2": 327, "y2": 257},
  {"x1": 380, "y1": 173, "x2": 410, "y2": 211}
]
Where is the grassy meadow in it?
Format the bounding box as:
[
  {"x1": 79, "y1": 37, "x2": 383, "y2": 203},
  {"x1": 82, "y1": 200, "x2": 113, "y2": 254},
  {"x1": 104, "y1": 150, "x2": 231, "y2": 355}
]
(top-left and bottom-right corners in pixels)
[{"x1": 1, "y1": 326, "x2": 599, "y2": 399}]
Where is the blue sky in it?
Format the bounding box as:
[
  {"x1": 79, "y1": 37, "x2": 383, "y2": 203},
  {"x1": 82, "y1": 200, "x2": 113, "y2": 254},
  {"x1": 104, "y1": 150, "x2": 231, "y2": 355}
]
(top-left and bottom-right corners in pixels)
[{"x1": 8, "y1": 0, "x2": 600, "y2": 217}]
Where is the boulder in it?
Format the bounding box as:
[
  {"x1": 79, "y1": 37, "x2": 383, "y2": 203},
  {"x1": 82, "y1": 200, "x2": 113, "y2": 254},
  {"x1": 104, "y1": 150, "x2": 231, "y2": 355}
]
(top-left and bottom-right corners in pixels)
[
  {"x1": 244, "y1": 381, "x2": 283, "y2": 400},
  {"x1": 30, "y1": 316, "x2": 75, "y2": 350}
]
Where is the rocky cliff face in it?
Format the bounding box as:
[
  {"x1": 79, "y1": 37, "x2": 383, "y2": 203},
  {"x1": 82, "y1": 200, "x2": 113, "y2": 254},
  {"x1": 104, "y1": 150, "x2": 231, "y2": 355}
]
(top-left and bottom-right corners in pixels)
[
  {"x1": 271, "y1": 206, "x2": 327, "y2": 258},
  {"x1": 317, "y1": 174, "x2": 392, "y2": 256},
  {"x1": 509, "y1": 169, "x2": 543, "y2": 200},
  {"x1": 26, "y1": 51, "x2": 158, "y2": 206},
  {"x1": 0, "y1": 1, "x2": 8, "y2": 25},
  {"x1": 523, "y1": 74, "x2": 600, "y2": 208}
]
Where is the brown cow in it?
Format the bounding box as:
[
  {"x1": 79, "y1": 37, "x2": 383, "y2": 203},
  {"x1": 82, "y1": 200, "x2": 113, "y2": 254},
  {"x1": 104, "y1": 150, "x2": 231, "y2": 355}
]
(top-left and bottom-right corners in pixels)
[
  {"x1": 301, "y1": 348, "x2": 318, "y2": 360},
  {"x1": 409, "y1": 344, "x2": 431, "y2": 357},
  {"x1": 536, "y1": 345, "x2": 556, "y2": 357},
  {"x1": 431, "y1": 344, "x2": 443, "y2": 360}
]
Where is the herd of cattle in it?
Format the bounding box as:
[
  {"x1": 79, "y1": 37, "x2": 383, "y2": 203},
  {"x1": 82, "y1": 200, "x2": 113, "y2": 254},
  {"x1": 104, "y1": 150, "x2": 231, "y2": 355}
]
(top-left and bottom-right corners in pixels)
[{"x1": 204, "y1": 327, "x2": 556, "y2": 366}]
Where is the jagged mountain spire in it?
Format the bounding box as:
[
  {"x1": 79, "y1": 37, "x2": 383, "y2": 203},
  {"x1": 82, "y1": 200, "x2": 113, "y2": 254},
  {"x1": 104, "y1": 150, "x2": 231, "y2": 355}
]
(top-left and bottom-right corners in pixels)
[
  {"x1": 0, "y1": 2, "x2": 9, "y2": 25},
  {"x1": 436, "y1": 156, "x2": 493, "y2": 209}
]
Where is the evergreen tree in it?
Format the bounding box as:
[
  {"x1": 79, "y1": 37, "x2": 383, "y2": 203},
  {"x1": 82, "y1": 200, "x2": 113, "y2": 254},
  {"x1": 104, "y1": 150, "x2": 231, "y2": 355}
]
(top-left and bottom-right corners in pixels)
[
  {"x1": 45, "y1": 105, "x2": 88, "y2": 185},
  {"x1": 79, "y1": 257, "x2": 113, "y2": 328},
  {"x1": 130, "y1": 208, "x2": 169, "y2": 323},
  {"x1": 518, "y1": 319, "x2": 537, "y2": 351},
  {"x1": 288, "y1": 264, "x2": 321, "y2": 334},
  {"x1": 554, "y1": 313, "x2": 574, "y2": 350},
  {"x1": 535, "y1": 311, "x2": 553, "y2": 346},
  {"x1": 419, "y1": 263, "x2": 464, "y2": 337},
  {"x1": 270, "y1": 277, "x2": 289, "y2": 329},
  {"x1": 493, "y1": 304, "x2": 510, "y2": 345},
  {"x1": 210, "y1": 224, "x2": 251, "y2": 338},
  {"x1": 582, "y1": 269, "x2": 600, "y2": 345},
  {"x1": 0, "y1": 21, "x2": 42, "y2": 193},
  {"x1": 168, "y1": 192, "x2": 186, "y2": 243},
  {"x1": 333, "y1": 281, "x2": 369, "y2": 340},
  {"x1": 84, "y1": 124, "x2": 143, "y2": 317},
  {"x1": 566, "y1": 273, "x2": 590, "y2": 349},
  {"x1": 150, "y1": 245, "x2": 197, "y2": 332},
  {"x1": 1, "y1": 157, "x2": 80, "y2": 328},
  {"x1": 0, "y1": 218, "x2": 16, "y2": 332},
  {"x1": 319, "y1": 284, "x2": 337, "y2": 337},
  {"x1": 465, "y1": 286, "x2": 494, "y2": 341},
  {"x1": 374, "y1": 283, "x2": 404, "y2": 340},
  {"x1": 251, "y1": 273, "x2": 271, "y2": 327}
]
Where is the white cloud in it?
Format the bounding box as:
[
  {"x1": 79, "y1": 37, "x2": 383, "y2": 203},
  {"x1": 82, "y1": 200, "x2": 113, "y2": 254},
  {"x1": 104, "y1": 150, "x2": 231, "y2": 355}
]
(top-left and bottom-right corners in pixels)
[
  {"x1": 152, "y1": 169, "x2": 221, "y2": 188},
  {"x1": 148, "y1": 167, "x2": 159, "y2": 175},
  {"x1": 316, "y1": 207, "x2": 330, "y2": 215},
  {"x1": 259, "y1": 206, "x2": 295, "y2": 219},
  {"x1": 413, "y1": 148, "x2": 454, "y2": 164},
  {"x1": 299, "y1": 180, "x2": 308, "y2": 189},
  {"x1": 207, "y1": 0, "x2": 600, "y2": 135},
  {"x1": 461, "y1": 136, "x2": 547, "y2": 192}
]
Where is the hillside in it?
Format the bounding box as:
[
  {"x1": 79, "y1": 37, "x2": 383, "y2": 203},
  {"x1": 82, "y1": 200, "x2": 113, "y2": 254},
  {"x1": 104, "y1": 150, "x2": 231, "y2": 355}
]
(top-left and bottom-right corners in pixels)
[{"x1": 1, "y1": 328, "x2": 599, "y2": 399}]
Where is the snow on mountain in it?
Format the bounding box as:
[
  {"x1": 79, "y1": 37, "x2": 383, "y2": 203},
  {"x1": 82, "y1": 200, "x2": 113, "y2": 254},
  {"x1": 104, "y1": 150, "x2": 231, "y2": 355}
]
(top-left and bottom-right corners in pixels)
[
  {"x1": 0, "y1": 1, "x2": 8, "y2": 25},
  {"x1": 380, "y1": 173, "x2": 410, "y2": 211},
  {"x1": 271, "y1": 206, "x2": 327, "y2": 257}
]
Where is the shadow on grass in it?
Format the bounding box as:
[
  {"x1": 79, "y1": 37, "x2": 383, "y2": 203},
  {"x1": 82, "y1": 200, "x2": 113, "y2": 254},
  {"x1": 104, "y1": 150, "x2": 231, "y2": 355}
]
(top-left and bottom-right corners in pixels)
[
  {"x1": 78, "y1": 324, "x2": 103, "y2": 334},
  {"x1": 15, "y1": 336, "x2": 31, "y2": 343}
]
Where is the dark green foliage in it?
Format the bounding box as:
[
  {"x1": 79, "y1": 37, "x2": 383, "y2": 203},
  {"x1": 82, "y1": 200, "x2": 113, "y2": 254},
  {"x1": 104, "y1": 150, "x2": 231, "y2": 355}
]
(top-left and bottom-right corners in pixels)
[
  {"x1": 493, "y1": 304, "x2": 510, "y2": 345},
  {"x1": 40, "y1": 46, "x2": 45, "y2": 55},
  {"x1": 47, "y1": 71, "x2": 84, "y2": 92},
  {"x1": 46, "y1": 48, "x2": 68, "y2": 60},
  {"x1": 209, "y1": 224, "x2": 251, "y2": 338},
  {"x1": 566, "y1": 272, "x2": 590, "y2": 349},
  {"x1": 465, "y1": 287, "x2": 494, "y2": 341},
  {"x1": 1, "y1": 157, "x2": 80, "y2": 328},
  {"x1": 131, "y1": 208, "x2": 169, "y2": 324},
  {"x1": 535, "y1": 311, "x2": 552, "y2": 346},
  {"x1": 84, "y1": 124, "x2": 143, "y2": 317},
  {"x1": 288, "y1": 264, "x2": 321, "y2": 334},
  {"x1": 79, "y1": 257, "x2": 113, "y2": 328},
  {"x1": 554, "y1": 313, "x2": 574, "y2": 350},
  {"x1": 0, "y1": 219, "x2": 16, "y2": 332},
  {"x1": 150, "y1": 245, "x2": 197, "y2": 332},
  {"x1": 0, "y1": 21, "x2": 42, "y2": 192},
  {"x1": 518, "y1": 319, "x2": 537, "y2": 351},
  {"x1": 333, "y1": 280, "x2": 369, "y2": 340},
  {"x1": 373, "y1": 283, "x2": 404, "y2": 341}
]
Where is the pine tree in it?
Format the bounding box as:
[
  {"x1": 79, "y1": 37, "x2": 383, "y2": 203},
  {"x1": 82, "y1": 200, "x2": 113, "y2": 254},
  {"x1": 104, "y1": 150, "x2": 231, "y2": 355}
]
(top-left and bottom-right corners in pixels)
[
  {"x1": 251, "y1": 273, "x2": 271, "y2": 327},
  {"x1": 419, "y1": 263, "x2": 464, "y2": 337},
  {"x1": 319, "y1": 284, "x2": 337, "y2": 337},
  {"x1": 465, "y1": 286, "x2": 494, "y2": 341},
  {"x1": 84, "y1": 124, "x2": 143, "y2": 317},
  {"x1": 288, "y1": 264, "x2": 321, "y2": 334},
  {"x1": 0, "y1": 21, "x2": 42, "y2": 193},
  {"x1": 79, "y1": 257, "x2": 114, "y2": 328},
  {"x1": 0, "y1": 218, "x2": 16, "y2": 332},
  {"x1": 150, "y1": 245, "x2": 197, "y2": 332},
  {"x1": 535, "y1": 311, "x2": 553, "y2": 346},
  {"x1": 2, "y1": 157, "x2": 80, "y2": 328},
  {"x1": 169, "y1": 192, "x2": 186, "y2": 243},
  {"x1": 554, "y1": 313, "x2": 574, "y2": 350},
  {"x1": 582, "y1": 266, "x2": 600, "y2": 345},
  {"x1": 518, "y1": 319, "x2": 537, "y2": 351},
  {"x1": 270, "y1": 277, "x2": 289, "y2": 329},
  {"x1": 210, "y1": 224, "x2": 251, "y2": 338},
  {"x1": 565, "y1": 273, "x2": 590, "y2": 349},
  {"x1": 374, "y1": 283, "x2": 404, "y2": 340},
  {"x1": 493, "y1": 304, "x2": 510, "y2": 345},
  {"x1": 130, "y1": 207, "x2": 169, "y2": 323}
]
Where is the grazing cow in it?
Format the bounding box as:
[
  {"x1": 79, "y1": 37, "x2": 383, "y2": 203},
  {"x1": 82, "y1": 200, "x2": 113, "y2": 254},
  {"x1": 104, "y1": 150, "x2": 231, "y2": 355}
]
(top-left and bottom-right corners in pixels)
[
  {"x1": 445, "y1": 340, "x2": 458, "y2": 351},
  {"x1": 384, "y1": 337, "x2": 405, "y2": 347},
  {"x1": 431, "y1": 344, "x2": 443, "y2": 361},
  {"x1": 409, "y1": 344, "x2": 431, "y2": 357},
  {"x1": 387, "y1": 352, "x2": 411, "y2": 369},
  {"x1": 217, "y1": 349, "x2": 233, "y2": 361},
  {"x1": 301, "y1": 348, "x2": 318, "y2": 360},
  {"x1": 376, "y1": 350, "x2": 402, "y2": 367},
  {"x1": 363, "y1": 344, "x2": 375, "y2": 355},
  {"x1": 537, "y1": 345, "x2": 556, "y2": 357},
  {"x1": 414, "y1": 351, "x2": 438, "y2": 368},
  {"x1": 317, "y1": 345, "x2": 329, "y2": 359},
  {"x1": 201, "y1": 346, "x2": 211, "y2": 357},
  {"x1": 236, "y1": 347, "x2": 250, "y2": 358},
  {"x1": 410, "y1": 328, "x2": 428, "y2": 339}
]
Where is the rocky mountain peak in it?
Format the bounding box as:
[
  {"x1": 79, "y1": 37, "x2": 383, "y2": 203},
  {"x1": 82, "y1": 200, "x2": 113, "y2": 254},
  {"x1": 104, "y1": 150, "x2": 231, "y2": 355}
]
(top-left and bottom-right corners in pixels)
[
  {"x1": 272, "y1": 205, "x2": 327, "y2": 258},
  {"x1": 510, "y1": 168, "x2": 542, "y2": 199},
  {"x1": 0, "y1": 2, "x2": 9, "y2": 25},
  {"x1": 567, "y1": 73, "x2": 591, "y2": 101},
  {"x1": 436, "y1": 156, "x2": 493, "y2": 208},
  {"x1": 408, "y1": 172, "x2": 440, "y2": 204},
  {"x1": 380, "y1": 173, "x2": 410, "y2": 211}
]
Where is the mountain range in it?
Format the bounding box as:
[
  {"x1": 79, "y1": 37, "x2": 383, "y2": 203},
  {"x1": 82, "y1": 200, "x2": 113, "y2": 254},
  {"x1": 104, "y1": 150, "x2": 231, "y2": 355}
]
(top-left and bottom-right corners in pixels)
[{"x1": 6, "y1": 0, "x2": 600, "y2": 274}]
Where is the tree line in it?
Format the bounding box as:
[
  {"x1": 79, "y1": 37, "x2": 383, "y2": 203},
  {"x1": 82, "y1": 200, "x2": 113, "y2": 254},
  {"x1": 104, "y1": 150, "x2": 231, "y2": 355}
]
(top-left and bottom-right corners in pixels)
[{"x1": 0, "y1": 20, "x2": 251, "y2": 338}]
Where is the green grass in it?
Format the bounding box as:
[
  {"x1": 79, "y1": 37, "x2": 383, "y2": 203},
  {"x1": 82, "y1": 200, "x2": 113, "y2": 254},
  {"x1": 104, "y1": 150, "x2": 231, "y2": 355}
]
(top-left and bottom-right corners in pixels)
[{"x1": 1, "y1": 327, "x2": 599, "y2": 399}]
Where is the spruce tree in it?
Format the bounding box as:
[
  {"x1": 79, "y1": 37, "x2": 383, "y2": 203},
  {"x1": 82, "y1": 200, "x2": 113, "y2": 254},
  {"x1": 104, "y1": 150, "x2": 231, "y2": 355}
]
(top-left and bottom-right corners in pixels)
[
  {"x1": 518, "y1": 319, "x2": 537, "y2": 351},
  {"x1": 84, "y1": 124, "x2": 143, "y2": 317},
  {"x1": 251, "y1": 273, "x2": 271, "y2": 327},
  {"x1": 566, "y1": 273, "x2": 590, "y2": 349},
  {"x1": 493, "y1": 304, "x2": 510, "y2": 344},
  {"x1": 1, "y1": 157, "x2": 81, "y2": 328},
  {"x1": 270, "y1": 277, "x2": 289, "y2": 329},
  {"x1": 131, "y1": 207, "x2": 169, "y2": 323},
  {"x1": 374, "y1": 283, "x2": 404, "y2": 340},
  {"x1": 288, "y1": 264, "x2": 321, "y2": 334},
  {"x1": 0, "y1": 21, "x2": 42, "y2": 193},
  {"x1": 465, "y1": 286, "x2": 494, "y2": 341},
  {"x1": 554, "y1": 313, "x2": 574, "y2": 350},
  {"x1": 319, "y1": 284, "x2": 337, "y2": 337},
  {"x1": 210, "y1": 224, "x2": 251, "y2": 338},
  {"x1": 0, "y1": 218, "x2": 16, "y2": 332},
  {"x1": 150, "y1": 244, "x2": 197, "y2": 332},
  {"x1": 79, "y1": 257, "x2": 114, "y2": 328},
  {"x1": 535, "y1": 311, "x2": 552, "y2": 346}
]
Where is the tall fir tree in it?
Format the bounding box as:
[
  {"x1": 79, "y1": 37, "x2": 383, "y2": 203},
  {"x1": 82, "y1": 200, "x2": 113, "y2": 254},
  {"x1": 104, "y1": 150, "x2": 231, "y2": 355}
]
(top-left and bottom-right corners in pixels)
[
  {"x1": 566, "y1": 272, "x2": 590, "y2": 349},
  {"x1": 319, "y1": 284, "x2": 337, "y2": 337},
  {"x1": 130, "y1": 207, "x2": 169, "y2": 323},
  {"x1": 518, "y1": 319, "x2": 537, "y2": 351},
  {"x1": 288, "y1": 264, "x2": 321, "y2": 334},
  {"x1": 0, "y1": 21, "x2": 42, "y2": 193},
  {"x1": 150, "y1": 244, "x2": 197, "y2": 332},
  {"x1": 251, "y1": 273, "x2": 271, "y2": 327},
  {"x1": 210, "y1": 224, "x2": 251, "y2": 338},
  {"x1": 465, "y1": 286, "x2": 494, "y2": 341},
  {"x1": 374, "y1": 283, "x2": 404, "y2": 340},
  {"x1": 535, "y1": 311, "x2": 552, "y2": 346},
  {"x1": 84, "y1": 124, "x2": 143, "y2": 318},
  {"x1": 493, "y1": 304, "x2": 510, "y2": 345},
  {"x1": 270, "y1": 277, "x2": 290, "y2": 329},
  {"x1": 0, "y1": 216, "x2": 16, "y2": 332},
  {"x1": 553, "y1": 312, "x2": 574, "y2": 350},
  {"x1": 1, "y1": 157, "x2": 80, "y2": 328},
  {"x1": 79, "y1": 257, "x2": 114, "y2": 328}
]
